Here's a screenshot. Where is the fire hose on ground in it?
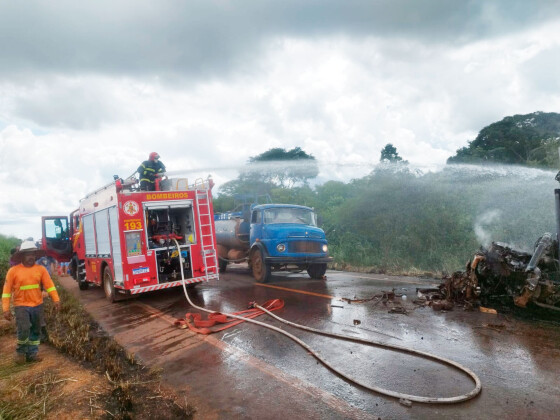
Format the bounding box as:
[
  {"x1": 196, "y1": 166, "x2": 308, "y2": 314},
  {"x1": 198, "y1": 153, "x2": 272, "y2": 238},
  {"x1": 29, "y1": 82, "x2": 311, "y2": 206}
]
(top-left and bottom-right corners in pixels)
[{"x1": 172, "y1": 239, "x2": 482, "y2": 405}]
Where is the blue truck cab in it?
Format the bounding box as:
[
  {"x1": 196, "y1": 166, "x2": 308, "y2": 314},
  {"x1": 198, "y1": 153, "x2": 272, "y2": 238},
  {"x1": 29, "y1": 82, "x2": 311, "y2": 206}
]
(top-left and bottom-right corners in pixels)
[
  {"x1": 248, "y1": 204, "x2": 333, "y2": 282},
  {"x1": 215, "y1": 202, "x2": 332, "y2": 282}
]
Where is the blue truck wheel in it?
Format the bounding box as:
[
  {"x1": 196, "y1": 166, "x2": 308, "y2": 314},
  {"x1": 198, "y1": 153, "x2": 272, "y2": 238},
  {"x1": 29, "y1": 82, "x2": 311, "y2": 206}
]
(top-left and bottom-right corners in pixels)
[
  {"x1": 251, "y1": 248, "x2": 271, "y2": 283},
  {"x1": 307, "y1": 263, "x2": 327, "y2": 279}
]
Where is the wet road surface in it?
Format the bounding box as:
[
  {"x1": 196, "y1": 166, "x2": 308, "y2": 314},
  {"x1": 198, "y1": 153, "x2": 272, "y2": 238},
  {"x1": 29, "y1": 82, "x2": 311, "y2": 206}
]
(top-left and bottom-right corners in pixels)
[{"x1": 58, "y1": 266, "x2": 560, "y2": 419}]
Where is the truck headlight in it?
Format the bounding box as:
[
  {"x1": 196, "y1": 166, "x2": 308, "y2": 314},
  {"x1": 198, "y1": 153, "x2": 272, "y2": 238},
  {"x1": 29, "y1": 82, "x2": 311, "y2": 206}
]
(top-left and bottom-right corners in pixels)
[
  {"x1": 322, "y1": 244, "x2": 328, "y2": 252},
  {"x1": 277, "y1": 243, "x2": 286, "y2": 252}
]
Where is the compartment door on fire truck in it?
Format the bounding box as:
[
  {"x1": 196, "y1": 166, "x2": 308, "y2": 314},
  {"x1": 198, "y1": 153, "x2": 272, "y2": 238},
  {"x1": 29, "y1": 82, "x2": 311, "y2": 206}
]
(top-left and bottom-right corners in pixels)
[
  {"x1": 41, "y1": 216, "x2": 72, "y2": 261},
  {"x1": 108, "y1": 207, "x2": 123, "y2": 283}
]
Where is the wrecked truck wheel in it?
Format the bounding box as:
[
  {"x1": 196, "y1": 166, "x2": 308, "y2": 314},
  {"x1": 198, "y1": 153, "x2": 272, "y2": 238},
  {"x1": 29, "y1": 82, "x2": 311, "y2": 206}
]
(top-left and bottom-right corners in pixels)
[
  {"x1": 103, "y1": 266, "x2": 122, "y2": 303},
  {"x1": 307, "y1": 263, "x2": 327, "y2": 279},
  {"x1": 252, "y1": 248, "x2": 271, "y2": 283}
]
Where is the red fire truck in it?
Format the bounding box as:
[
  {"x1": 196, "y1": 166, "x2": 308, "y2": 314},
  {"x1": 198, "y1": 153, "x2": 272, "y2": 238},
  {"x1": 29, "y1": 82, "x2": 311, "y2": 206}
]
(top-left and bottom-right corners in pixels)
[{"x1": 41, "y1": 175, "x2": 218, "y2": 302}]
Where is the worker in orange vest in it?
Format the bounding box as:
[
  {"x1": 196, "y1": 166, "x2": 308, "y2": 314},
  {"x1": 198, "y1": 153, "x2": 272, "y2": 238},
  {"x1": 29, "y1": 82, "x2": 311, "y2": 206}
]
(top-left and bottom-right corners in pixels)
[{"x1": 2, "y1": 240, "x2": 61, "y2": 364}]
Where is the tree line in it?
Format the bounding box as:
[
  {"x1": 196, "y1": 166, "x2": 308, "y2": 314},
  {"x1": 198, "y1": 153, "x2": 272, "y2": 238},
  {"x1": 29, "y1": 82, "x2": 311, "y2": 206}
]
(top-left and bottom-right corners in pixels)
[{"x1": 448, "y1": 111, "x2": 560, "y2": 168}]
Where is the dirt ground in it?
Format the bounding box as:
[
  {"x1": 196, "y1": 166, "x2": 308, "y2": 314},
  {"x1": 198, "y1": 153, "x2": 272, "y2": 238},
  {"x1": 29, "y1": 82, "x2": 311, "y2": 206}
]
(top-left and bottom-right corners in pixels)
[
  {"x1": 0, "y1": 329, "x2": 110, "y2": 419},
  {"x1": 0, "y1": 318, "x2": 193, "y2": 420}
]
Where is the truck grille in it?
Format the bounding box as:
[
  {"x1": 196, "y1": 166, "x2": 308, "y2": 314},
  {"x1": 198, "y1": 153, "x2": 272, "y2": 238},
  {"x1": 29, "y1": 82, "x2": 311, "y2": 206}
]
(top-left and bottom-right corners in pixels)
[{"x1": 289, "y1": 241, "x2": 323, "y2": 253}]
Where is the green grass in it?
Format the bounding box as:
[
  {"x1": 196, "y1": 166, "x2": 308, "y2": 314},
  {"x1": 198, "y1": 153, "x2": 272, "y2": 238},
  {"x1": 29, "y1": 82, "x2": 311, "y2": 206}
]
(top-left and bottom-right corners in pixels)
[{"x1": 0, "y1": 234, "x2": 20, "y2": 291}]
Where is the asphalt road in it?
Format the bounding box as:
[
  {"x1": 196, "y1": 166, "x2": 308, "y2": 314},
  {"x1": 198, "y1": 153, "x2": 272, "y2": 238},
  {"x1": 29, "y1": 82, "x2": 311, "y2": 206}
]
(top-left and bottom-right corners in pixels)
[{"x1": 58, "y1": 266, "x2": 560, "y2": 419}]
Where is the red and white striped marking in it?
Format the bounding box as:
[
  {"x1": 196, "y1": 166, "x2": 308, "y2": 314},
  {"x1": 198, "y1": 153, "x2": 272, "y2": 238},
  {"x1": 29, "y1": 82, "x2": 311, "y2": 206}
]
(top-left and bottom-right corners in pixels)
[{"x1": 129, "y1": 275, "x2": 218, "y2": 295}]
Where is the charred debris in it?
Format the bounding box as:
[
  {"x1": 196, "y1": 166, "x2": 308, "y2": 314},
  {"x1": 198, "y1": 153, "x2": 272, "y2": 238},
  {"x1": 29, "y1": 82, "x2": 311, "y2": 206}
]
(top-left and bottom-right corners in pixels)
[{"x1": 438, "y1": 233, "x2": 560, "y2": 314}]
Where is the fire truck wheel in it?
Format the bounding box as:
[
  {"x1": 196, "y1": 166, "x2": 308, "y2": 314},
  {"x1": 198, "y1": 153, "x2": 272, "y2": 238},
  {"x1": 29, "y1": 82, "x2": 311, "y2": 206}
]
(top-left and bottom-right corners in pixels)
[
  {"x1": 251, "y1": 248, "x2": 271, "y2": 283},
  {"x1": 307, "y1": 263, "x2": 327, "y2": 279},
  {"x1": 103, "y1": 266, "x2": 121, "y2": 303},
  {"x1": 73, "y1": 258, "x2": 89, "y2": 290},
  {"x1": 70, "y1": 258, "x2": 78, "y2": 280}
]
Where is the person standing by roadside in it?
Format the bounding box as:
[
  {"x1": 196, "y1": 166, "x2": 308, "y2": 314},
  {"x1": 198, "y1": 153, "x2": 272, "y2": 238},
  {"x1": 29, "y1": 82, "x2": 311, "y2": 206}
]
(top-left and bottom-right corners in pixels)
[
  {"x1": 137, "y1": 152, "x2": 166, "y2": 191},
  {"x1": 2, "y1": 240, "x2": 61, "y2": 364},
  {"x1": 9, "y1": 246, "x2": 19, "y2": 267}
]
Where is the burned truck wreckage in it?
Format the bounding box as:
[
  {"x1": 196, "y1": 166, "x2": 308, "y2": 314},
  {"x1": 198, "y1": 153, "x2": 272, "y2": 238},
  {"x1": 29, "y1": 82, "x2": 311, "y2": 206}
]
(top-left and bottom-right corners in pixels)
[
  {"x1": 442, "y1": 234, "x2": 560, "y2": 312},
  {"x1": 439, "y1": 185, "x2": 560, "y2": 313}
]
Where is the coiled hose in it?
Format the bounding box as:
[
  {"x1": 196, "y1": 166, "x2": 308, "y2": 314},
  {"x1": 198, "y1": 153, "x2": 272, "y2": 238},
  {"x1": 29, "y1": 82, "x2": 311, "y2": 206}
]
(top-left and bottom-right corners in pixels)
[{"x1": 173, "y1": 239, "x2": 482, "y2": 404}]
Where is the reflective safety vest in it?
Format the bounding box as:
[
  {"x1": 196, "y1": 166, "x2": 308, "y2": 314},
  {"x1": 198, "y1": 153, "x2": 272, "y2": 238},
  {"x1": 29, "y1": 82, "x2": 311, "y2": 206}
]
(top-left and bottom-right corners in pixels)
[
  {"x1": 137, "y1": 160, "x2": 166, "y2": 184},
  {"x1": 2, "y1": 264, "x2": 60, "y2": 312}
]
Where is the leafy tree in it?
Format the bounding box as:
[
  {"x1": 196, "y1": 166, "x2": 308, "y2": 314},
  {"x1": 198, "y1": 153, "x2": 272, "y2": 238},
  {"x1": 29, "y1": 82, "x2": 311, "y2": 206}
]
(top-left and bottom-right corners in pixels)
[
  {"x1": 380, "y1": 144, "x2": 407, "y2": 163},
  {"x1": 215, "y1": 147, "x2": 319, "y2": 207},
  {"x1": 245, "y1": 147, "x2": 319, "y2": 188},
  {"x1": 448, "y1": 111, "x2": 560, "y2": 167}
]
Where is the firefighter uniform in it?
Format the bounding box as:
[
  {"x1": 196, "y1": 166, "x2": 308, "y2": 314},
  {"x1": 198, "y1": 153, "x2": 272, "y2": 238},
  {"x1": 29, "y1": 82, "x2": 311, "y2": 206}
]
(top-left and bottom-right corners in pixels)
[
  {"x1": 138, "y1": 157, "x2": 166, "y2": 191},
  {"x1": 2, "y1": 263, "x2": 60, "y2": 362}
]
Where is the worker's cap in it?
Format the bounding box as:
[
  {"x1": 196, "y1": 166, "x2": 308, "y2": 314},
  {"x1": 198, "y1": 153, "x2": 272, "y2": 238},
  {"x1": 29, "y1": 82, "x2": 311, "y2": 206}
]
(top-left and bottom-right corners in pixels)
[
  {"x1": 149, "y1": 152, "x2": 160, "y2": 161},
  {"x1": 11, "y1": 240, "x2": 46, "y2": 263}
]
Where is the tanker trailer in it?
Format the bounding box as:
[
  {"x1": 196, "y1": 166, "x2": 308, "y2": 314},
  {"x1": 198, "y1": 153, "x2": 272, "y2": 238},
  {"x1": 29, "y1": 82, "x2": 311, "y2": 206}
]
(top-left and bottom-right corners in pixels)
[{"x1": 215, "y1": 213, "x2": 251, "y2": 272}]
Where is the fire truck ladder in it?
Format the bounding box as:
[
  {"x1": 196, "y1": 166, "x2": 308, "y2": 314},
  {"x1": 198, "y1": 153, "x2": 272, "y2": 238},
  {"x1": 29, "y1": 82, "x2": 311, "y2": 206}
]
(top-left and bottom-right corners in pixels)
[{"x1": 195, "y1": 188, "x2": 218, "y2": 281}]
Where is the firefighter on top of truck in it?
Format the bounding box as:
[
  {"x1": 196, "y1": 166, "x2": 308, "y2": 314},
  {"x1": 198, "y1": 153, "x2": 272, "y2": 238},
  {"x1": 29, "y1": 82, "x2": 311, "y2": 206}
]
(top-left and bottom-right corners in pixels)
[{"x1": 138, "y1": 152, "x2": 166, "y2": 191}]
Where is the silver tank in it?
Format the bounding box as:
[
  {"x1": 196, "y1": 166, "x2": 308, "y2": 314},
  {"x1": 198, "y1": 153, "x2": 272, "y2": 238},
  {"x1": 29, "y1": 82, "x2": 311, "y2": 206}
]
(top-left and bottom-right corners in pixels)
[{"x1": 215, "y1": 217, "x2": 250, "y2": 250}]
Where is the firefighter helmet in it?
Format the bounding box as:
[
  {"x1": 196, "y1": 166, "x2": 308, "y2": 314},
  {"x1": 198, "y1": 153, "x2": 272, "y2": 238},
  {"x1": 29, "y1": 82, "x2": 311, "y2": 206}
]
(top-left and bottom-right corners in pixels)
[{"x1": 149, "y1": 152, "x2": 160, "y2": 161}]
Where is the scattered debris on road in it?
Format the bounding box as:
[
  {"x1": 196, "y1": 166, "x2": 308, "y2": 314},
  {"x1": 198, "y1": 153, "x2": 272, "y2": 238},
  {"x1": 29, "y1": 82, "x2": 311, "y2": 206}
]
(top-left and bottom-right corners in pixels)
[
  {"x1": 431, "y1": 300, "x2": 454, "y2": 311},
  {"x1": 388, "y1": 306, "x2": 408, "y2": 315},
  {"x1": 399, "y1": 398, "x2": 413, "y2": 407},
  {"x1": 479, "y1": 307, "x2": 497, "y2": 315},
  {"x1": 473, "y1": 323, "x2": 506, "y2": 332}
]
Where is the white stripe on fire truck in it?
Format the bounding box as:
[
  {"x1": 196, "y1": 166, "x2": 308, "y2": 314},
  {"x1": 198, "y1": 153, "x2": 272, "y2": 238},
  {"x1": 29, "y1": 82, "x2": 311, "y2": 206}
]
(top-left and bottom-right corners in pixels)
[{"x1": 129, "y1": 276, "x2": 218, "y2": 294}]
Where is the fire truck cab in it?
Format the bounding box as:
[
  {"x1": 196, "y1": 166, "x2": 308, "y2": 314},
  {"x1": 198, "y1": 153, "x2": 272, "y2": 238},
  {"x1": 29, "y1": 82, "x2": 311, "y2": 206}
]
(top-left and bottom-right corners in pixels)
[{"x1": 42, "y1": 176, "x2": 218, "y2": 302}]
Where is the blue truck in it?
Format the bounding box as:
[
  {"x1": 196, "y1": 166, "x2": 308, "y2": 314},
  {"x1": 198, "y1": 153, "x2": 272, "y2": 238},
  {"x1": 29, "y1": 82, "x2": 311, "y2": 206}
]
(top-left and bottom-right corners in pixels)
[{"x1": 214, "y1": 202, "x2": 333, "y2": 282}]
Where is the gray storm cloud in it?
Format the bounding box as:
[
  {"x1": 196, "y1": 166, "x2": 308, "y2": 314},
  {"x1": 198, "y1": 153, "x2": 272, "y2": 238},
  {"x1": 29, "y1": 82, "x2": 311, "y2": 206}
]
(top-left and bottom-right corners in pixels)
[
  {"x1": 1, "y1": 1, "x2": 559, "y2": 240},
  {"x1": 0, "y1": 0, "x2": 559, "y2": 78}
]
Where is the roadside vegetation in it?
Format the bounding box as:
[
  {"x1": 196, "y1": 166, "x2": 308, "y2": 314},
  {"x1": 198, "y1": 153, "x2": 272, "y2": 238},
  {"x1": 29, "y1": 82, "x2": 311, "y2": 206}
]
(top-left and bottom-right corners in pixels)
[
  {"x1": 318, "y1": 164, "x2": 556, "y2": 274},
  {"x1": 0, "y1": 234, "x2": 19, "y2": 289},
  {"x1": 0, "y1": 234, "x2": 194, "y2": 419}
]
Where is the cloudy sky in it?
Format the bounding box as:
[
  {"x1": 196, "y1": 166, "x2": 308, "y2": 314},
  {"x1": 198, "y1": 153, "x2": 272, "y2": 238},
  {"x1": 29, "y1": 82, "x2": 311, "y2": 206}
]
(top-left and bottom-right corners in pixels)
[{"x1": 1, "y1": 0, "x2": 559, "y2": 240}]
